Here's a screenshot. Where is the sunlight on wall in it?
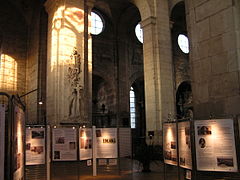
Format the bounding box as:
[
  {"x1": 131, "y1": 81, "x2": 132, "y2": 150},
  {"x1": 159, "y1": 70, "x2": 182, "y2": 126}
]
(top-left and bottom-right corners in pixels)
[
  {"x1": 0, "y1": 54, "x2": 17, "y2": 92},
  {"x1": 51, "y1": 6, "x2": 84, "y2": 72}
]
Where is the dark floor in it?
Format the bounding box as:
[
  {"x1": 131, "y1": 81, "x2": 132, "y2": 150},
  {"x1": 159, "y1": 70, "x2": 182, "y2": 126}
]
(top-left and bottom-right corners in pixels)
[{"x1": 26, "y1": 158, "x2": 240, "y2": 180}]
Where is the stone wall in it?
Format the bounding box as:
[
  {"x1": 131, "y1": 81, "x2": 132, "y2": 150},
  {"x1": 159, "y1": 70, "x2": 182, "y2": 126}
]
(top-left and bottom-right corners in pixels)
[
  {"x1": 0, "y1": 1, "x2": 27, "y2": 99},
  {"x1": 92, "y1": 3, "x2": 144, "y2": 126},
  {"x1": 25, "y1": 1, "x2": 42, "y2": 124},
  {"x1": 186, "y1": 0, "x2": 240, "y2": 118}
]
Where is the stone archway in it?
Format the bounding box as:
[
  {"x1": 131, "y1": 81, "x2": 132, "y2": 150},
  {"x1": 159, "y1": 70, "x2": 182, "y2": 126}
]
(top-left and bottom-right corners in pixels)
[{"x1": 131, "y1": 0, "x2": 152, "y2": 20}]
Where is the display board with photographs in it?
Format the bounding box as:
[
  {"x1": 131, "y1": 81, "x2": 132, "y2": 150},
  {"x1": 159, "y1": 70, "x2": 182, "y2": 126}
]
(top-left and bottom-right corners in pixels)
[
  {"x1": 0, "y1": 105, "x2": 5, "y2": 180},
  {"x1": 119, "y1": 128, "x2": 131, "y2": 157},
  {"x1": 13, "y1": 106, "x2": 25, "y2": 180},
  {"x1": 163, "y1": 123, "x2": 177, "y2": 166},
  {"x1": 26, "y1": 128, "x2": 45, "y2": 165},
  {"x1": 178, "y1": 121, "x2": 192, "y2": 169},
  {"x1": 79, "y1": 128, "x2": 92, "y2": 160},
  {"x1": 96, "y1": 128, "x2": 118, "y2": 158},
  {"x1": 52, "y1": 128, "x2": 77, "y2": 161},
  {"x1": 195, "y1": 119, "x2": 238, "y2": 172}
]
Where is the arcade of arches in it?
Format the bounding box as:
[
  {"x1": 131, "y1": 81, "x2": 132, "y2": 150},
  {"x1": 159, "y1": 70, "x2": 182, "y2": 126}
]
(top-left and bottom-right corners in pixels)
[{"x1": 0, "y1": 0, "x2": 240, "y2": 165}]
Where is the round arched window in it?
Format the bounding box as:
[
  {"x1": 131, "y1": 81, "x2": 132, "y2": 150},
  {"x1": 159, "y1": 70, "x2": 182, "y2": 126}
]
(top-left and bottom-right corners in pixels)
[
  {"x1": 91, "y1": 12, "x2": 104, "y2": 35},
  {"x1": 177, "y1": 34, "x2": 189, "y2": 54},
  {"x1": 135, "y1": 23, "x2": 143, "y2": 43}
]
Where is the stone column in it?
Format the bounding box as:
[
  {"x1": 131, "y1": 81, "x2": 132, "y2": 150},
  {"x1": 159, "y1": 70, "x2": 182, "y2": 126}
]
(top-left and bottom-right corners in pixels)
[
  {"x1": 45, "y1": 0, "x2": 91, "y2": 125},
  {"x1": 141, "y1": 14, "x2": 174, "y2": 143},
  {"x1": 84, "y1": 0, "x2": 95, "y2": 124},
  {"x1": 185, "y1": 0, "x2": 240, "y2": 118}
]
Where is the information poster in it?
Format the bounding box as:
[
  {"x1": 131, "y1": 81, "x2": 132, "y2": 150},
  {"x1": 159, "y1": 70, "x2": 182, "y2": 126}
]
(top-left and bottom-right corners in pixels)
[
  {"x1": 195, "y1": 119, "x2": 238, "y2": 172},
  {"x1": 52, "y1": 128, "x2": 77, "y2": 161},
  {"x1": 26, "y1": 128, "x2": 45, "y2": 165},
  {"x1": 96, "y1": 128, "x2": 118, "y2": 158},
  {"x1": 178, "y1": 121, "x2": 192, "y2": 169},
  {"x1": 163, "y1": 123, "x2": 177, "y2": 166},
  {"x1": 0, "y1": 105, "x2": 5, "y2": 180},
  {"x1": 79, "y1": 128, "x2": 92, "y2": 160},
  {"x1": 13, "y1": 107, "x2": 25, "y2": 180}
]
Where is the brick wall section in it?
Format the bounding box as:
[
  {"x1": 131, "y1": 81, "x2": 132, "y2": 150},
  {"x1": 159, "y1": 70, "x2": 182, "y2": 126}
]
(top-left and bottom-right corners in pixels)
[{"x1": 186, "y1": 0, "x2": 240, "y2": 118}]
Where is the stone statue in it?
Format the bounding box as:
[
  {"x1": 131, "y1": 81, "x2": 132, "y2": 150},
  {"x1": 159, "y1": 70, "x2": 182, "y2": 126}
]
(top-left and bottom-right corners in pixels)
[{"x1": 67, "y1": 47, "x2": 83, "y2": 120}]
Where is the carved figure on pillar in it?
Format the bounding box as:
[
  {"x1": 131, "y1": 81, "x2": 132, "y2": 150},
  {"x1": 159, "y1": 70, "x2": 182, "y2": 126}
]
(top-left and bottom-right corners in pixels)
[{"x1": 67, "y1": 47, "x2": 84, "y2": 121}]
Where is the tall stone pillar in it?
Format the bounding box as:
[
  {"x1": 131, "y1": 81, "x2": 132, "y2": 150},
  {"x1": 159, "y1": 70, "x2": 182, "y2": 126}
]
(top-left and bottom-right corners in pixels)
[
  {"x1": 45, "y1": 0, "x2": 92, "y2": 125},
  {"x1": 141, "y1": 14, "x2": 174, "y2": 143}
]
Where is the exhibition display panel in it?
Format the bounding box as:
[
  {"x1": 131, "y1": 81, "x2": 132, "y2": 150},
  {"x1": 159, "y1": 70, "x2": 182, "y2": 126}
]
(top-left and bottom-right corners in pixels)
[
  {"x1": 119, "y1": 128, "x2": 131, "y2": 157},
  {"x1": 194, "y1": 119, "x2": 238, "y2": 172},
  {"x1": 13, "y1": 106, "x2": 25, "y2": 180},
  {"x1": 96, "y1": 128, "x2": 118, "y2": 159},
  {"x1": 163, "y1": 122, "x2": 178, "y2": 166},
  {"x1": 26, "y1": 127, "x2": 46, "y2": 165},
  {"x1": 52, "y1": 128, "x2": 77, "y2": 161},
  {"x1": 0, "y1": 105, "x2": 5, "y2": 180},
  {"x1": 79, "y1": 128, "x2": 93, "y2": 160},
  {"x1": 0, "y1": 93, "x2": 26, "y2": 180},
  {"x1": 163, "y1": 117, "x2": 240, "y2": 180},
  {"x1": 178, "y1": 121, "x2": 192, "y2": 169}
]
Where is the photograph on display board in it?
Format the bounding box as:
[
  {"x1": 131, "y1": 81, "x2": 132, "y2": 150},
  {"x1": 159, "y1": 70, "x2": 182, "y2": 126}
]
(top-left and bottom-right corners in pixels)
[
  {"x1": 79, "y1": 128, "x2": 93, "y2": 160},
  {"x1": 54, "y1": 151, "x2": 60, "y2": 159},
  {"x1": 52, "y1": 128, "x2": 77, "y2": 161},
  {"x1": 217, "y1": 157, "x2": 234, "y2": 167},
  {"x1": 163, "y1": 123, "x2": 177, "y2": 166},
  {"x1": 197, "y1": 126, "x2": 212, "y2": 135},
  {"x1": 26, "y1": 128, "x2": 45, "y2": 165},
  {"x1": 195, "y1": 119, "x2": 238, "y2": 172},
  {"x1": 80, "y1": 129, "x2": 92, "y2": 149},
  {"x1": 32, "y1": 130, "x2": 44, "y2": 139},
  {"x1": 55, "y1": 137, "x2": 65, "y2": 144}
]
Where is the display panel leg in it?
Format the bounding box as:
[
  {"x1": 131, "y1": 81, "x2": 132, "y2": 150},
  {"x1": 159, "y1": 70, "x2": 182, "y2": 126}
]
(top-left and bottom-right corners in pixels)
[{"x1": 92, "y1": 126, "x2": 97, "y2": 176}]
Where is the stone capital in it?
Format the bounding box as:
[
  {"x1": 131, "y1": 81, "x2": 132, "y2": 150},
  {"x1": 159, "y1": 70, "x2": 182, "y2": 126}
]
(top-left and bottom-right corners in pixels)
[
  {"x1": 86, "y1": 0, "x2": 96, "y2": 9},
  {"x1": 44, "y1": 0, "x2": 65, "y2": 14},
  {"x1": 140, "y1": 16, "x2": 156, "y2": 28}
]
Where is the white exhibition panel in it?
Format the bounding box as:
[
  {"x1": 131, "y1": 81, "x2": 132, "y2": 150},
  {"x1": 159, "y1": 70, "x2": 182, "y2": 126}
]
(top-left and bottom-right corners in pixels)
[
  {"x1": 13, "y1": 107, "x2": 25, "y2": 180},
  {"x1": 0, "y1": 105, "x2": 5, "y2": 180},
  {"x1": 119, "y1": 128, "x2": 131, "y2": 157},
  {"x1": 178, "y1": 121, "x2": 192, "y2": 169},
  {"x1": 195, "y1": 119, "x2": 238, "y2": 172},
  {"x1": 52, "y1": 128, "x2": 77, "y2": 161},
  {"x1": 26, "y1": 128, "x2": 45, "y2": 165},
  {"x1": 79, "y1": 128, "x2": 93, "y2": 160},
  {"x1": 96, "y1": 128, "x2": 118, "y2": 159},
  {"x1": 163, "y1": 123, "x2": 177, "y2": 166}
]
